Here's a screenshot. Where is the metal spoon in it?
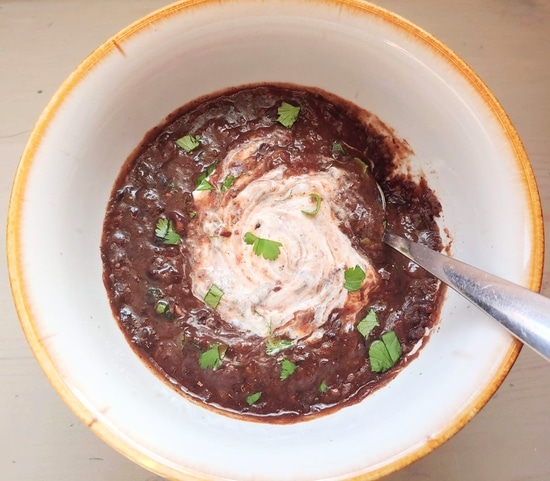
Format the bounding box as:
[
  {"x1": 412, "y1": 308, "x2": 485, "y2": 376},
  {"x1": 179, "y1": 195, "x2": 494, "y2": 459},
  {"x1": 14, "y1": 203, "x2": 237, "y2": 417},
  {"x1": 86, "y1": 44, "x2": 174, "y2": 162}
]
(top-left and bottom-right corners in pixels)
[{"x1": 376, "y1": 184, "x2": 550, "y2": 360}]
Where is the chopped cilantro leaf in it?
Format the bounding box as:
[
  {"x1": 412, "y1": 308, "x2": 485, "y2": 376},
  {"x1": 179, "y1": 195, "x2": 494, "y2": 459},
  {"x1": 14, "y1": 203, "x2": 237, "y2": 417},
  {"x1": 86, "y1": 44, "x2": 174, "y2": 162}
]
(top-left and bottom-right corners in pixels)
[
  {"x1": 244, "y1": 232, "x2": 282, "y2": 261},
  {"x1": 195, "y1": 163, "x2": 217, "y2": 191},
  {"x1": 369, "y1": 331, "x2": 402, "y2": 373},
  {"x1": 154, "y1": 299, "x2": 174, "y2": 320},
  {"x1": 369, "y1": 340, "x2": 393, "y2": 373},
  {"x1": 155, "y1": 218, "x2": 181, "y2": 245},
  {"x1": 344, "y1": 265, "x2": 366, "y2": 291},
  {"x1": 204, "y1": 284, "x2": 224, "y2": 309},
  {"x1": 155, "y1": 218, "x2": 169, "y2": 238},
  {"x1": 155, "y1": 299, "x2": 174, "y2": 320},
  {"x1": 382, "y1": 331, "x2": 402, "y2": 363},
  {"x1": 353, "y1": 157, "x2": 368, "y2": 174},
  {"x1": 319, "y1": 380, "x2": 328, "y2": 394},
  {"x1": 333, "y1": 141, "x2": 346, "y2": 155},
  {"x1": 279, "y1": 358, "x2": 297, "y2": 381},
  {"x1": 301, "y1": 192, "x2": 322, "y2": 216},
  {"x1": 266, "y1": 338, "x2": 295, "y2": 356},
  {"x1": 246, "y1": 391, "x2": 262, "y2": 405},
  {"x1": 277, "y1": 102, "x2": 300, "y2": 128},
  {"x1": 221, "y1": 174, "x2": 235, "y2": 192},
  {"x1": 155, "y1": 299, "x2": 169, "y2": 315},
  {"x1": 164, "y1": 230, "x2": 182, "y2": 245},
  {"x1": 357, "y1": 309, "x2": 379, "y2": 338},
  {"x1": 175, "y1": 134, "x2": 201, "y2": 153},
  {"x1": 195, "y1": 178, "x2": 215, "y2": 191},
  {"x1": 199, "y1": 343, "x2": 227, "y2": 370},
  {"x1": 147, "y1": 287, "x2": 163, "y2": 298}
]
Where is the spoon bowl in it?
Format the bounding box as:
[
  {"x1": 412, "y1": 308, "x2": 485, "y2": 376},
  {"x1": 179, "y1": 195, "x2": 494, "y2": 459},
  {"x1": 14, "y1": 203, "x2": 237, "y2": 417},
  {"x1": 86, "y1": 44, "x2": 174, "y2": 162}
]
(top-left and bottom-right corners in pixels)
[{"x1": 376, "y1": 182, "x2": 550, "y2": 360}]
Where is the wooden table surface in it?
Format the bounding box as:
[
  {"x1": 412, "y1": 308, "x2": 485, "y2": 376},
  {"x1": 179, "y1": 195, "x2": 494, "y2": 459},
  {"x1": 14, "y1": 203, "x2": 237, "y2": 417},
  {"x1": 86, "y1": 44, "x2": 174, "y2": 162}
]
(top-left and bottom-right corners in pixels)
[{"x1": 1, "y1": 1, "x2": 549, "y2": 480}]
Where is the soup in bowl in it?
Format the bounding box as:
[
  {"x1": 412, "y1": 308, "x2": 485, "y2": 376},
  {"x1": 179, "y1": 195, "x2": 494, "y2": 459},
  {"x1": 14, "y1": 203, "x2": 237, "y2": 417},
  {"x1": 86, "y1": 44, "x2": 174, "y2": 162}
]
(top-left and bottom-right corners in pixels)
[{"x1": 7, "y1": 1, "x2": 543, "y2": 480}]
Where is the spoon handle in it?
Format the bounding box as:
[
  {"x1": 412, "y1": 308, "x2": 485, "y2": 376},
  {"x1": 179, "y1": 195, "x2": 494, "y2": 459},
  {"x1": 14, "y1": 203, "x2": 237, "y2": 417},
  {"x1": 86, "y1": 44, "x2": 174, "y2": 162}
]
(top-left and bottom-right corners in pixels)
[{"x1": 383, "y1": 231, "x2": 550, "y2": 360}]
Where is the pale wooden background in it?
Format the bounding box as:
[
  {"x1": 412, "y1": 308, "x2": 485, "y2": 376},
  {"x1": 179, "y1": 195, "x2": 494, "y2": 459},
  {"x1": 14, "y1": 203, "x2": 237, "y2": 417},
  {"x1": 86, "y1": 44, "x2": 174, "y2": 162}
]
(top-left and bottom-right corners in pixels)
[{"x1": 1, "y1": 1, "x2": 549, "y2": 480}]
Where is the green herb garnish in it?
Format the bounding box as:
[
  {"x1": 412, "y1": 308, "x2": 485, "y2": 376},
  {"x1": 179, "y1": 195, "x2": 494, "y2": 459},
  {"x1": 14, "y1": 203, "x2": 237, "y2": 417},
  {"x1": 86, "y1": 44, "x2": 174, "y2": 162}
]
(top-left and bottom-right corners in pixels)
[
  {"x1": 353, "y1": 157, "x2": 368, "y2": 174},
  {"x1": 301, "y1": 193, "x2": 322, "y2": 216},
  {"x1": 246, "y1": 391, "x2": 262, "y2": 405},
  {"x1": 344, "y1": 265, "x2": 366, "y2": 292},
  {"x1": 221, "y1": 174, "x2": 235, "y2": 192},
  {"x1": 155, "y1": 300, "x2": 169, "y2": 313},
  {"x1": 175, "y1": 134, "x2": 201, "y2": 153},
  {"x1": 319, "y1": 380, "x2": 328, "y2": 394},
  {"x1": 333, "y1": 141, "x2": 346, "y2": 155},
  {"x1": 204, "y1": 284, "x2": 224, "y2": 309},
  {"x1": 244, "y1": 232, "x2": 283, "y2": 261},
  {"x1": 369, "y1": 331, "x2": 402, "y2": 373},
  {"x1": 195, "y1": 163, "x2": 217, "y2": 191},
  {"x1": 266, "y1": 338, "x2": 295, "y2": 356},
  {"x1": 155, "y1": 218, "x2": 181, "y2": 245},
  {"x1": 357, "y1": 309, "x2": 379, "y2": 339},
  {"x1": 279, "y1": 358, "x2": 297, "y2": 381},
  {"x1": 196, "y1": 178, "x2": 214, "y2": 191},
  {"x1": 147, "y1": 286, "x2": 163, "y2": 298},
  {"x1": 277, "y1": 102, "x2": 300, "y2": 128},
  {"x1": 199, "y1": 343, "x2": 227, "y2": 370},
  {"x1": 164, "y1": 230, "x2": 181, "y2": 245},
  {"x1": 155, "y1": 299, "x2": 172, "y2": 318}
]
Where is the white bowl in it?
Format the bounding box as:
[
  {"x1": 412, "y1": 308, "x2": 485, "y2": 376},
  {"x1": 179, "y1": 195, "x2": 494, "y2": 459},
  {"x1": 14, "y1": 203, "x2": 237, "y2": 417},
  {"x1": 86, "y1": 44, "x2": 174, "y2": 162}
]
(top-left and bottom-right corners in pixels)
[{"x1": 7, "y1": 1, "x2": 544, "y2": 480}]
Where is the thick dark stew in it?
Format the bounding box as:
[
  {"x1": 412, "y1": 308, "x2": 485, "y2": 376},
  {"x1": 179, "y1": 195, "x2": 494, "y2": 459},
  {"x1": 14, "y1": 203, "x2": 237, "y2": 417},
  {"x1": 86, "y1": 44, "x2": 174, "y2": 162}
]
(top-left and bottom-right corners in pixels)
[{"x1": 101, "y1": 84, "x2": 444, "y2": 422}]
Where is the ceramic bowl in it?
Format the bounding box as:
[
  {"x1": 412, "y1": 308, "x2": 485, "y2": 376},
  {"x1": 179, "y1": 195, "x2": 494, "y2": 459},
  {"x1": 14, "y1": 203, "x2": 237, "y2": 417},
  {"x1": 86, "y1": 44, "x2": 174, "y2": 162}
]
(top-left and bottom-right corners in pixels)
[{"x1": 7, "y1": 1, "x2": 544, "y2": 480}]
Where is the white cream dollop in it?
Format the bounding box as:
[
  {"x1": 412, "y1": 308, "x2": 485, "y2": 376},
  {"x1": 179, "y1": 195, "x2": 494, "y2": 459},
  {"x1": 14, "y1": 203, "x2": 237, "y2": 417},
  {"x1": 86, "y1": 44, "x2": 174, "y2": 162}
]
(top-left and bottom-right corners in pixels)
[{"x1": 186, "y1": 137, "x2": 379, "y2": 342}]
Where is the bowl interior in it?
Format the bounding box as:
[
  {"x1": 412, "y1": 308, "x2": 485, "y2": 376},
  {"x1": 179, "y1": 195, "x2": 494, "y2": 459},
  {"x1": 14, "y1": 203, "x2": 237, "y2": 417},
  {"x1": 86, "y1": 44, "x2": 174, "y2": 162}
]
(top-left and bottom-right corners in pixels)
[{"x1": 8, "y1": 1, "x2": 541, "y2": 480}]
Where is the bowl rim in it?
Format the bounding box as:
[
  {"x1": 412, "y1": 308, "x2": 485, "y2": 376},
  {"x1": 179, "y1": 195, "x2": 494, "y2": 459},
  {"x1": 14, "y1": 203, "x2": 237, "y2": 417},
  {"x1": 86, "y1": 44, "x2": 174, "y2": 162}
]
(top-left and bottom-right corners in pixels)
[{"x1": 6, "y1": 0, "x2": 544, "y2": 479}]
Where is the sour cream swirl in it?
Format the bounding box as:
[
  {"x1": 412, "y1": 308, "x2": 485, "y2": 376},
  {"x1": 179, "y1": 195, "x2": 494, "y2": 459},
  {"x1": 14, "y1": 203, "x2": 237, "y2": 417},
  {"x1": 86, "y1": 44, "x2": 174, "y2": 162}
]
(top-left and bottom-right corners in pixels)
[{"x1": 187, "y1": 136, "x2": 379, "y2": 342}]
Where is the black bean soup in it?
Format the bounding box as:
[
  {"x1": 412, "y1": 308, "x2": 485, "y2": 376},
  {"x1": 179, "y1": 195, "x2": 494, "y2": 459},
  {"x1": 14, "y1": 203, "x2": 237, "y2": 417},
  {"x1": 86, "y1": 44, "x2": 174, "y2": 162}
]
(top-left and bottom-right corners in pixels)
[{"x1": 101, "y1": 84, "x2": 444, "y2": 422}]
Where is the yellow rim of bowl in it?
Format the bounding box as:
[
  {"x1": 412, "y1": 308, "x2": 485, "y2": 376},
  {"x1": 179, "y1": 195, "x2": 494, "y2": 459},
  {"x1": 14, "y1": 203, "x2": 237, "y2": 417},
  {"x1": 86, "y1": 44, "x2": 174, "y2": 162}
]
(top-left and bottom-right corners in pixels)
[{"x1": 6, "y1": 1, "x2": 544, "y2": 480}]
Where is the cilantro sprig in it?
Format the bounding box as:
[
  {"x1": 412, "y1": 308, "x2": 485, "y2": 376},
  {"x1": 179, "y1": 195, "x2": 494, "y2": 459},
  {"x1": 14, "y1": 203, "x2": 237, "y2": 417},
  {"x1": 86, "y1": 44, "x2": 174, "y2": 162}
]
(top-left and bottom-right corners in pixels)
[
  {"x1": 353, "y1": 157, "x2": 369, "y2": 174},
  {"x1": 369, "y1": 331, "x2": 402, "y2": 373},
  {"x1": 199, "y1": 343, "x2": 227, "y2": 370},
  {"x1": 155, "y1": 299, "x2": 174, "y2": 320},
  {"x1": 244, "y1": 232, "x2": 282, "y2": 261},
  {"x1": 194, "y1": 165, "x2": 237, "y2": 193},
  {"x1": 175, "y1": 134, "x2": 201, "y2": 153},
  {"x1": 155, "y1": 218, "x2": 181, "y2": 245},
  {"x1": 266, "y1": 338, "x2": 295, "y2": 356},
  {"x1": 344, "y1": 265, "x2": 366, "y2": 291},
  {"x1": 195, "y1": 164, "x2": 217, "y2": 192},
  {"x1": 301, "y1": 193, "x2": 322, "y2": 216},
  {"x1": 333, "y1": 141, "x2": 346, "y2": 155},
  {"x1": 246, "y1": 391, "x2": 262, "y2": 405},
  {"x1": 221, "y1": 174, "x2": 235, "y2": 192},
  {"x1": 204, "y1": 284, "x2": 224, "y2": 309},
  {"x1": 277, "y1": 102, "x2": 300, "y2": 128},
  {"x1": 279, "y1": 358, "x2": 297, "y2": 381},
  {"x1": 357, "y1": 309, "x2": 379, "y2": 339}
]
